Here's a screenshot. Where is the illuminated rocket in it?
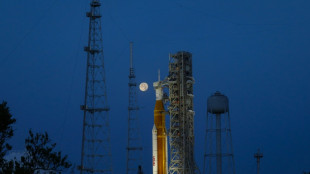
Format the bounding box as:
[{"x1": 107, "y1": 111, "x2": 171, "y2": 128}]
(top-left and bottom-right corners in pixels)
[{"x1": 152, "y1": 73, "x2": 168, "y2": 174}]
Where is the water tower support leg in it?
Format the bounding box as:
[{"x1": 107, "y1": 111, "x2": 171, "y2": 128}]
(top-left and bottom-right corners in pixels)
[{"x1": 216, "y1": 114, "x2": 222, "y2": 174}]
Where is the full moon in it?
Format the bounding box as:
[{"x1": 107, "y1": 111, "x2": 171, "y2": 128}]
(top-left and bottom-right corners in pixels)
[{"x1": 139, "y1": 82, "x2": 148, "y2": 92}]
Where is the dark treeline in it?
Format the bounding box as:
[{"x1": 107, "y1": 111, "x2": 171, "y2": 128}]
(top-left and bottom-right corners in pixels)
[{"x1": 0, "y1": 101, "x2": 71, "y2": 174}]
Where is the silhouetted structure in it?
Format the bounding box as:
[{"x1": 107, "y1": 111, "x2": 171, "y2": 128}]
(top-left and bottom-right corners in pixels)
[
  {"x1": 80, "y1": 0, "x2": 112, "y2": 173},
  {"x1": 126, "y1": 42, "x2": 143, "y2": 174},
  {"x1": 203, "y1": 92, "x2": 235, "y2": 174},
  {"x1": 254, "y1": 149, "x2": 263, "y2": 174},
  {"x1": 167, "y1": 51, "x2": 199, "y2": 174}
]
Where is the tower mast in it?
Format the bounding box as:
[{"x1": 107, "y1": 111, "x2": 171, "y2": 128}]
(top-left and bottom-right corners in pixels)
[
  {"x1": 80, "y1": 0, "x2": 112, "y2": 173},
  {"x1": 254, "y1": 149, "x2": 263, "y2": 174},
  {"x1": 126, "y1": 42, "x2": 143, "y2": 174}
]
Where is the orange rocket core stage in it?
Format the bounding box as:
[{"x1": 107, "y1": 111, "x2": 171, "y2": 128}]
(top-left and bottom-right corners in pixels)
[{"x1": 154, "y1": 99, "x2": 168, "y2": 174}]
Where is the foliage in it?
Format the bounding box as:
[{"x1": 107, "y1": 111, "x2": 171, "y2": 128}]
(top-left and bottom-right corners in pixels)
[
  {"x1": 0, "y1": 101, "x2": 16, "y2": 168},
  {"x1": 15, "y1": 130, "x2": 72, "y2": 173},
  {"x1": 1, "y1": 159, "x2": 15, "y2": 173},
  {"x1": 0, "y1": 101, "x2": 71, "y2": 173}
]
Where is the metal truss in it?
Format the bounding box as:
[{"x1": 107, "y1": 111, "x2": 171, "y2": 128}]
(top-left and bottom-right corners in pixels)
[
  {"x1": 126, "y1": 42, "x2": 143, "y2": 174},
  {"x1": 167, "y1": 51, "x2": 198, "y2": 174},
  {"x1": 80, "y1": 0, "x2": 112, "y2": 173}
]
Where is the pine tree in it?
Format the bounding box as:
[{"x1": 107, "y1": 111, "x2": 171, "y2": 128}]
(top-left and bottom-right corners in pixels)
[
  {"x1": 0, "y1": 101, "x2": 16, "y2": 170},
  {"x1": 15, "y1": 130, "x2": 72, "y2": 173}
]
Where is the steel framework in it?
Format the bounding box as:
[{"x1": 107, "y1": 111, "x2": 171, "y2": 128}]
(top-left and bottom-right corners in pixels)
[
  {"x1": 80, "y1": 0, "x2": 112, "y2": 173},
  {"x1": 126, "y1": 42, "x2": 143, "y2": 174},
  {"x1": 203, "y1": 92, "x2": 235, "y2": 174},
  {"x1": 167, "y1": 51, "x2": 198, "y2": 174}
]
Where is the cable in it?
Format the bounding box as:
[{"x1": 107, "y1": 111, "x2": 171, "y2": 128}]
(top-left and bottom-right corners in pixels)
[
  {"x1": 0, "y1": 0, "x2": 58, "y2": 68},
  {"x1": 57, "y1": 0, "x2": 85, "y2": 149},
  {"x1": 104, "y1": 0, "x2": 131, "y2": 42},
  {"x1": 171, "y1": 0, "x2": 306, "y2": 26}
]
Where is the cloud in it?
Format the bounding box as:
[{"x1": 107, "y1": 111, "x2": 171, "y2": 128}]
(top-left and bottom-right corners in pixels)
[{"x1": 4, "y1": 151, "x2": 25, "y2": 161}]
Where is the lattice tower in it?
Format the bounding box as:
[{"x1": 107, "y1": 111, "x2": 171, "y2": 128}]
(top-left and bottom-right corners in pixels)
[
  {"x1": 167, "y1": 51, "x2": 198, "y2": 174},
  {"x1": 126, "y1": 42, "x2": 143, "y2": 174},
  {"x1": 80, "y1": 0, "x2": 112, "y2": 173}
]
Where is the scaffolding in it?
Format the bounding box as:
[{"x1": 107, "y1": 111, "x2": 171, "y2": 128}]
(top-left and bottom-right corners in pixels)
[{"x1": 167, "y1": 51, "x2": 198, "y2": 174}]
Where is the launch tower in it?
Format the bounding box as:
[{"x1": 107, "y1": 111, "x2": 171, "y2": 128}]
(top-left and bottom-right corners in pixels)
[
  {"x1": 203, "y1": 92, "x2": 235, "y2": 174},
  {"x1": 80, "y1": 0, "x2": 112, "y2": 173},
  {"x1": 126, "y1": 42, "x2": 143, "y2": 174},
  {"x1": 167, "y1": 51, "x2": 198, "y2": 174}
]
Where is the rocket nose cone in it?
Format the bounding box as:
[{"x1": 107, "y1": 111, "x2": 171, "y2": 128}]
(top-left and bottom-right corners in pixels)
[{"x1": 152, "y1": 125, "x2": 158, "y2": 132}]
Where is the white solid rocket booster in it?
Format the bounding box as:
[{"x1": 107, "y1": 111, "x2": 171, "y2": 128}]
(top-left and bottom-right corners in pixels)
[{"x1": 152, "y1": 125, "x2": 158, "y2": 174}]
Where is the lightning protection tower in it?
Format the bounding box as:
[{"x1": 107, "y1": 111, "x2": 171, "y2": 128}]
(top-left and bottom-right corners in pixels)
[
  {"x1": 80, "y1": 0, "x2": 112, "y2": 173},
  {"x1": 203, "y1": 91, "x2": 235, "y2": 174},
  {"x1": 254, "y1": 149, "x2": 263, "y2": 174},
  {"x1": 126, "y1": 42, "x2": 143, "y2": 174},
  {"x1": 167, "y1": 51, "x2": 198, "y2": 174}
]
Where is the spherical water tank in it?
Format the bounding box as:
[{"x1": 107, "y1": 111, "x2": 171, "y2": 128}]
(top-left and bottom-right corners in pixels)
[{"x1": 207, "y1": 91, "x2": 229, "y2": 114}]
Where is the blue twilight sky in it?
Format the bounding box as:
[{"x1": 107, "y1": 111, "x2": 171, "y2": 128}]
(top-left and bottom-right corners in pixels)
[{"x1": 1, "y1": 0, "x2": 310, "y2": 173}]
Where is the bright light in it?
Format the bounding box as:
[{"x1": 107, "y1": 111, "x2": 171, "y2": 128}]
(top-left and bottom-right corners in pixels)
[{"x1": 139, "y1": 82, "x2": 148, "y2": 92}]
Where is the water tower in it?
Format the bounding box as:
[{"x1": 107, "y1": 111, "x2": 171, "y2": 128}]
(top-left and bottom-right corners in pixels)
[{"x1": 203, "y1": 91, "x2": 235, "y2": 174}]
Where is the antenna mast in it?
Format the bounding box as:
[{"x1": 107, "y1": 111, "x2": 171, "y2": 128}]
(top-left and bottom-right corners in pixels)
[
  {"x1": 126, "y1": 42, "x2": 143, "y2": 174},
  {"x1": 254, "y1": 149, "x2": 263, "y2": 174},
  {"x1": 80, "y1": 0, "x2": 112, "y2": 173}
]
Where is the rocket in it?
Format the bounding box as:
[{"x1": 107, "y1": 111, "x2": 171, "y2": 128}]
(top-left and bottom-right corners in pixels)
[{"x1": 152, "y1": 78, "x2": 168, "y2": 174}]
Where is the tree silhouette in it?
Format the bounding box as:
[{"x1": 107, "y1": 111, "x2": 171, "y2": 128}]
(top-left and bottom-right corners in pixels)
[
  {"x1": 0, "y1": 101, "x2": 16, "y2": 170},
  {"x1": 15, "y1": 130, "x2": 72, "y2": 173},
  {"x1": 0, "y1": 101, "x2": 71, "y2": 173}
]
